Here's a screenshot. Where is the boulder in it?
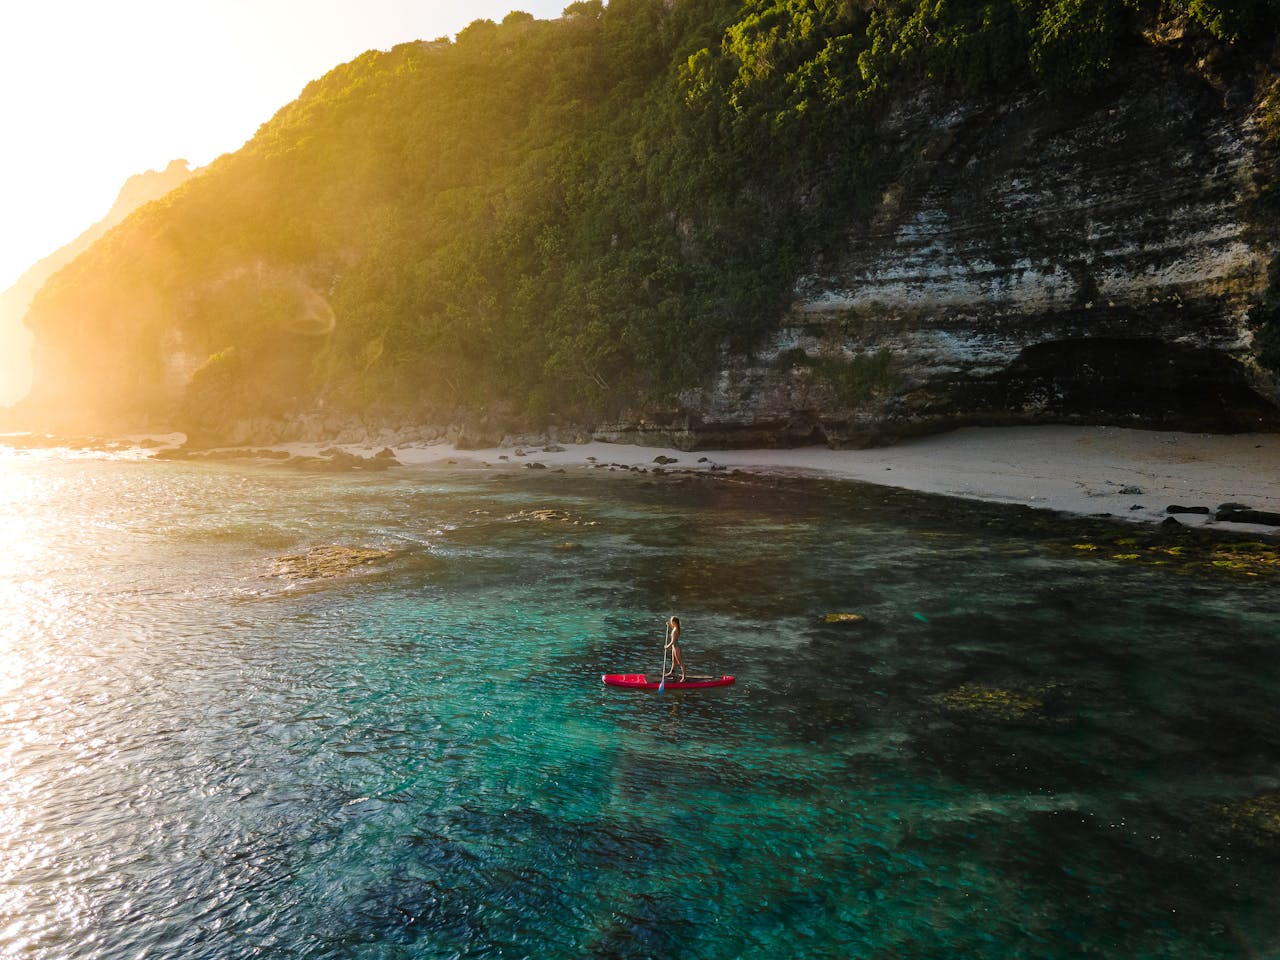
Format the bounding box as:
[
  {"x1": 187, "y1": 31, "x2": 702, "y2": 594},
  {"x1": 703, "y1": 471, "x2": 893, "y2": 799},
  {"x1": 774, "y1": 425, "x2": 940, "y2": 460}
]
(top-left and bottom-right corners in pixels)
[
  {"x1": 1215, "y1": 506, "x2": 1280, "y2": 526},
  {"x1": 455, "y1": 422, "x2": 502, "y2": 450},
  {"x1": 291, "y1": 448, "x2": 397, "y2": 471}
]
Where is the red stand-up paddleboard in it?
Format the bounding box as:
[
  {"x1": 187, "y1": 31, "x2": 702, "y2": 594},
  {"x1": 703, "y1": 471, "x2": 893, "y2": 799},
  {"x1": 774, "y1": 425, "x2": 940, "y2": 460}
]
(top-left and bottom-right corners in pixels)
[{"x1": 602, "y1": 673, "x2": 736, "y2": 690}]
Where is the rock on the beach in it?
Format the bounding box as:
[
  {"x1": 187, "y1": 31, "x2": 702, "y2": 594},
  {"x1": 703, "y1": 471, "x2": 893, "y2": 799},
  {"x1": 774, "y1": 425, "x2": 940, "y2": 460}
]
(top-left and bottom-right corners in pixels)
[
  {"x1": 1215, "y1": 505, "x2": 1280, "y2": 526},
  {"x1": 1166, "y1": 505, "x2": 1211, "y2": 515},
  {"x1": 295, "y1": 448, "x2": 398, "y2": 471},
  {"x1": 455, "y1": 422, "x2": 503, "y2": 450}
]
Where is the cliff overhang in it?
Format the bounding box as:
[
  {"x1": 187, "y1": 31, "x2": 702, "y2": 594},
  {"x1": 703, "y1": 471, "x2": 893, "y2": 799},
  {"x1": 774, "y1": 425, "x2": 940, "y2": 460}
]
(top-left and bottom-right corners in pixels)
[{"x1": 602, "y1": 44, "x2": 1280, "y2": 448}]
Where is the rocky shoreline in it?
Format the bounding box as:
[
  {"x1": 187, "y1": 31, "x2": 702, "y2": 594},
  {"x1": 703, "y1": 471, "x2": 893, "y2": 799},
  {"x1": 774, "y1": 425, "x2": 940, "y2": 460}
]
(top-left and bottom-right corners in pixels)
[
  {"x1": 4, "y1": 424, "x2": 1279, "y2": 539},
  {"x1": 178, "y1": 411, "x2": 597, "y2": 453},
  {"x1": 153, "y1": 443, "x2": 402, "y2": 472}
]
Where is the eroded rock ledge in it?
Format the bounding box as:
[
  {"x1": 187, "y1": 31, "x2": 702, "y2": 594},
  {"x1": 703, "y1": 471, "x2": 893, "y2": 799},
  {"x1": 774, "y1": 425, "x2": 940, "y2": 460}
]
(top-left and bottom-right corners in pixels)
[{"x1": 600, "y1": 47, "x2": 1280, "y2": 450}]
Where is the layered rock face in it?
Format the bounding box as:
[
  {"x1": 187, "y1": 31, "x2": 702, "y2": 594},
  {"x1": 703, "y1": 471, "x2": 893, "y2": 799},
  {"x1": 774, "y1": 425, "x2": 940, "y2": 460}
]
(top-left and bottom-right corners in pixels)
[{"x1": 602, "y1": 47, "x2": 1280, "y2": 449}]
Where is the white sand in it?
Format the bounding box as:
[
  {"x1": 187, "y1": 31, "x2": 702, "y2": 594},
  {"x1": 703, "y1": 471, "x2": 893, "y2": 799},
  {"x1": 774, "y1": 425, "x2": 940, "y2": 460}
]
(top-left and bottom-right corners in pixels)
[{"x1": 329, "y1": 425, "x2": 1280, "y2": 532}]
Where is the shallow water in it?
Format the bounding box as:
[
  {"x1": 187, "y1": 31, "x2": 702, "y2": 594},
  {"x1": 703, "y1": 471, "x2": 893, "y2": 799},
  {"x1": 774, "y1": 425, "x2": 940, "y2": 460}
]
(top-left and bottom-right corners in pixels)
[{"x1": 0, "y1": 454, "x2": 1277, "y2": 958}]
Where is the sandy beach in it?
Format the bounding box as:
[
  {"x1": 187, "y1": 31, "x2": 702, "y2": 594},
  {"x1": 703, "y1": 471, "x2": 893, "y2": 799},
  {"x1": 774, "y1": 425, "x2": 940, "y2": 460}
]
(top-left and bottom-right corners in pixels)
[
  {"x1": 10, "y1": 424, "x2": 1275, "y2": 531},
  {"x1": 305, "y1": 424, "x2": 1280, "y2": 533}
]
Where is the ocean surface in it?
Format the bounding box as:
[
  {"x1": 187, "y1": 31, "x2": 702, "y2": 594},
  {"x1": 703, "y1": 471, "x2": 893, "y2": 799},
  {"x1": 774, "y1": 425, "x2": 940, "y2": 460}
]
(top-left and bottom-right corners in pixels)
[{"x1": 0, "y1": 450, "x2": 1278, "y2": 959}]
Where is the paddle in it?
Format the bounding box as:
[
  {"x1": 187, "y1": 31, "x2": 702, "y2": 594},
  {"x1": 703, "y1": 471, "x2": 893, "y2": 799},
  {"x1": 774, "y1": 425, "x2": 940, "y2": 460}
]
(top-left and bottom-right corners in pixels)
[{"x1": 658, "y1": 619, "x2": 669, "y2": 694}]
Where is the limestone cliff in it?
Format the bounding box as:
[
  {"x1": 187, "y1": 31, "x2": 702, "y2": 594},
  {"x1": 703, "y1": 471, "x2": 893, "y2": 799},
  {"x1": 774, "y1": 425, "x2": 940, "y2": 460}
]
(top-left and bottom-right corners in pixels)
[
  {"x1": 14, "y1": 9, "x2": 1280, "y2": 449},
  {"x1": 600, "y1": 45, "x2": 1280, "y2": 449}
]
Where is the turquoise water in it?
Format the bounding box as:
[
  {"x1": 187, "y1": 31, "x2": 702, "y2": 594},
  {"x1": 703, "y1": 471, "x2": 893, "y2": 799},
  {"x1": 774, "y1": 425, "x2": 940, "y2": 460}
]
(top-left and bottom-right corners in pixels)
[{"x1": 0, "y1": 454, "x2": 1278, "y2": 958}]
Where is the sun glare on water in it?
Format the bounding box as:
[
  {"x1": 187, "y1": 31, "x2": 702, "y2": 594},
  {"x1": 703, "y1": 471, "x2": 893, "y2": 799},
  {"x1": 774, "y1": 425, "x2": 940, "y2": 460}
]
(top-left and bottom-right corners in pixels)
[
  {"x1": 0, "y1": 459, "x2": 71, "y2": 953},
  {"x1": 0, "y1": 458, "x2": 65, "y2": 697},
  {"x1": 0, "y1": 458, "x2": 43, "y2": 574}
]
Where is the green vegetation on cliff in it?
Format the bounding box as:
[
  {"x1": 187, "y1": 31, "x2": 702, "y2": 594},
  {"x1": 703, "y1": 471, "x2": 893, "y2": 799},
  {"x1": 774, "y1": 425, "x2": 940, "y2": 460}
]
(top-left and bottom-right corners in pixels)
[{"x1": 25, "y1": 0, "x2": 1280, "y2": 433}]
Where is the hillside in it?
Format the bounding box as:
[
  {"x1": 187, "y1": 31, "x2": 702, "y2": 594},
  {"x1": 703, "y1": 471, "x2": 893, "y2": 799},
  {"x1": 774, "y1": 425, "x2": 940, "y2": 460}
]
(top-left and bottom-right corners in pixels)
[
  {"x1": 0, "y1": 159, "x2": 194, "y2": 407},
  {"x1": 17, "y1": 0, "x2": 1280, "y2": 446}
]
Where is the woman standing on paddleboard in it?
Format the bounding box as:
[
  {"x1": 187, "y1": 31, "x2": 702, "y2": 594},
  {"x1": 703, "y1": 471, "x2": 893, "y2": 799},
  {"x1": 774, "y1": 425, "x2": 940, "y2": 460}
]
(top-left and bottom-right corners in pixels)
[{"x1": 666, "y1": 616, "x2": 685, "y2": 682}]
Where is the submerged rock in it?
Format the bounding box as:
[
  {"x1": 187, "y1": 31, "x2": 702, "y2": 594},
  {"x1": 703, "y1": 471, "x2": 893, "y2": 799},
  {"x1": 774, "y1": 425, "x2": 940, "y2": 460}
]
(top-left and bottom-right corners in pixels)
[
  {"x1": 270, "y1": 545, "x2": 396, "y2": 580},
  {"x1": 1208, "y1": 545, "x2": 1280, "y2": 574},
  {"x1": 154, "y1": 444, "x2": 398, "y2": 471},
  {"x1": 505, "y1": 508, "x2": 596, "y2": 526},
  {"x1": 1061, "y1": 522, "x2": 1280, "y2": 576},
  {"x1": 932, "y1": 683, "x2": 1049, "y2": 724},
  {"x1": 1216, "y1": 794, "x2": 1280, "y2": 849},
  {"x1": 822, "y1": 612, "x2": 868, "y2": 625},
  {"x1": 154, "y1": 446, "x2": 291, "y2": 462}
]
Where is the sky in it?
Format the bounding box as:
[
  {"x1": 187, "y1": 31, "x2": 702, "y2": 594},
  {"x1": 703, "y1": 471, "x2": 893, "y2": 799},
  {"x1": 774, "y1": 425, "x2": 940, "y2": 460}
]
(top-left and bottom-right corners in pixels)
[{"x1": 0, "y1": 0, "x2": 570, "y2": 291}]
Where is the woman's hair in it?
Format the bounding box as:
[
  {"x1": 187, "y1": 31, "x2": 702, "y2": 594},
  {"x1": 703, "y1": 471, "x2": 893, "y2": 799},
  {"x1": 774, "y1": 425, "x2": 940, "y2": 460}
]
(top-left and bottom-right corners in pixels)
[{"x1": 669, "y1": 616, "x2": 680, "y2": 626}]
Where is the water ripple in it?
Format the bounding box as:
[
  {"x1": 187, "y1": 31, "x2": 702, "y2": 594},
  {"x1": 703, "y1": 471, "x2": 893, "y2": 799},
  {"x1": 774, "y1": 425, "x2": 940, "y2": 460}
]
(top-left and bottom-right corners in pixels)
[{"x1": 0, "y1": 459, "x2": 1277, "y2": 958}]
